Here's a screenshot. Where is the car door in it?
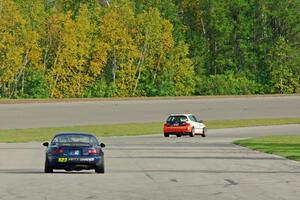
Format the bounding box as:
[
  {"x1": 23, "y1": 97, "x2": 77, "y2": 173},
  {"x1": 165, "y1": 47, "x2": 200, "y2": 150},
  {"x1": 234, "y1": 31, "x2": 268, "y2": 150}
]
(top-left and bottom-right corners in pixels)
[
  {"x1": 188, "y1": 115, "x2": 202, "y2": 134},
  {"x1": 197, "y1": 119, "x2": 206, "y2": 133}
]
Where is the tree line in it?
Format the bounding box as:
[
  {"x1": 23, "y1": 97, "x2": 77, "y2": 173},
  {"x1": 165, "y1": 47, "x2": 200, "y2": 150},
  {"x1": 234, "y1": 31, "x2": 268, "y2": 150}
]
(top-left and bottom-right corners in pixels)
[{"x1": 0, "y1": 0, "x2": 299, "y2": 98}]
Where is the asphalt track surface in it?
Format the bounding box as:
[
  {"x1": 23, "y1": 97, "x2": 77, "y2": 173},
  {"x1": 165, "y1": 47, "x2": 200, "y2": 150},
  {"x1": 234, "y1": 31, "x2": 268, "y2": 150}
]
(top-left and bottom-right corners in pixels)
[
  {"x1": 0, "y1": 96, "x2": 300, "y2": 129},
  {"x1": 1, "y1": 96, "x2": 300, "y2": 200},
  {"x1": 1, "y1": 125, "x2": 300, "y2": 200}
]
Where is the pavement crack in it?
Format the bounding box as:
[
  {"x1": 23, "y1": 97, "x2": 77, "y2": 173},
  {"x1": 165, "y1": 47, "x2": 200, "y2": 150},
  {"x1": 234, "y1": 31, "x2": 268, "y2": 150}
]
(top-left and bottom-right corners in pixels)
[
  {"x1": 86, "y1": 195, "x2": 97, "y2": 199},
  {"x1": 224, "y1": 179, "x2": 239, "y2": 187},
  {"x1": 145, "y1": 173, "x2": 154, "y2": 181},
  {"x1": 210, "y1": 192, "x2": 222, "y2": 196},
  {"x1": 170, "y1": 178, "x2": 178, "y2": 183}
]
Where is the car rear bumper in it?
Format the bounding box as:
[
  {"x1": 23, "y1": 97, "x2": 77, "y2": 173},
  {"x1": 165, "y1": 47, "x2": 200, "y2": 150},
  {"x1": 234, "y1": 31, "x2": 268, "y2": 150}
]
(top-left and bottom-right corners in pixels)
[
  {"x1": 164, "y1": 126, "x2": 192, "y2": 133},
  {"x1": 48, "y1": 155, "x2": 103, "y2": 170}
]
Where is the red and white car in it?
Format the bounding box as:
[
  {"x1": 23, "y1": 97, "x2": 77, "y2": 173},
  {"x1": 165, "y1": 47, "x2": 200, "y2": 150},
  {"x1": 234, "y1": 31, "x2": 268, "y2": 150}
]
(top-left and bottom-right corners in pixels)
[{"x1": 163, "y1": 114, "x2": 207, "y2": 137}]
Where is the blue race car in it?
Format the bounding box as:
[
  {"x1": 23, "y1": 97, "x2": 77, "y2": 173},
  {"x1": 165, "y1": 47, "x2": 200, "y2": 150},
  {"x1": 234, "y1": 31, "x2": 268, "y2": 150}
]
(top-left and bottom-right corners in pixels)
[{"x1": 43, "y1": 133, "x2": 105, "y2": 173}]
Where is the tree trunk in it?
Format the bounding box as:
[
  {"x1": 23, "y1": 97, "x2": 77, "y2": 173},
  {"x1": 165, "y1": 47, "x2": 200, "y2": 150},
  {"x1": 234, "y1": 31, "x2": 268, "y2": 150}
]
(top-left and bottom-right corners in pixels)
[
  {"x1": 133, "y1": 44, "x2": 147, "y2": 95},
  {"x1": 10, "y1": 50, "x2": 29, "y2": 98},
  {"x1": 112, "y1": 50, "x2": 117, "y2": 84}
]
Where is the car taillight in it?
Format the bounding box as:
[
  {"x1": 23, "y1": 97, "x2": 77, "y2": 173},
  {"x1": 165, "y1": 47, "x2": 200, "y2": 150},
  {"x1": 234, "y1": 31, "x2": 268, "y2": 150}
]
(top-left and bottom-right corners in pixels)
[
  {"x1": 164, "y1": 123, "x2": 170, "y2": 127},
  {"x1": 51, "y1": 148, "x2": 64, "y2": 154},
  {"x1": 88, "y1": 149, "x2": 98, "y2": 155}
]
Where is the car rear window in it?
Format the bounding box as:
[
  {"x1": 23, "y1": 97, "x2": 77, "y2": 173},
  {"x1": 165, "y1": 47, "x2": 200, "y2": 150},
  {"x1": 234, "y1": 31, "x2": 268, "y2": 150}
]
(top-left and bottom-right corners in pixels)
[
  {"x1": 52, "y1": 134, "x2": 98, "y2": 145},
  {"x1": 167, "y1": 116, "x2": 188, "y2": 123}
]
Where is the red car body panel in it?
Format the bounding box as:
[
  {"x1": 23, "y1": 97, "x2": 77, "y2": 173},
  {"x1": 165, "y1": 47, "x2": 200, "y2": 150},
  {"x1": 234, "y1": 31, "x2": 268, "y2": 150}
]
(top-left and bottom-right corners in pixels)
[{"x1": 163, "y1": 124, "x2": 192, "y2": 133}]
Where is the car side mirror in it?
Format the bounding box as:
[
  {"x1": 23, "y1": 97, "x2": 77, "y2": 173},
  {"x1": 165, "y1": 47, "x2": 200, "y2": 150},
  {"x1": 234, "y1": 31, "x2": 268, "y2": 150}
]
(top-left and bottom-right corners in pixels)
[
  {"x1": 198, "y1": 120, "x2": 203, "y2": 123},
  {"x1": 43, "y1": 142, "x2": 49, "y2": 147},
  {"x1": 100, "y1": 143, "x2": 106, "y2": 148}
]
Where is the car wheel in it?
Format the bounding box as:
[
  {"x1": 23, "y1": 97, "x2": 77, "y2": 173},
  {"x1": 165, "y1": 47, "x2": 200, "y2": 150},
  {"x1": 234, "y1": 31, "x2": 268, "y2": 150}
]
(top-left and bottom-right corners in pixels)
[
  {"x1": 176, "y1": 134, "x2": 181, "y2": 137},
  {"x1": 44, "y1": 158, "x2": 53, "y2": 173},
  {"x1": 201, "y1": 127, "x2": 207, "y2": 137},
  {"x1": 189, "y1": 127, "x2": 195, "y2": 137},
  {"x1": 95, "y1": 159, "x2": 105, "y2": 174},
  {"x1": 164, "y1": 133, "x2": 169, "y2": 137}
]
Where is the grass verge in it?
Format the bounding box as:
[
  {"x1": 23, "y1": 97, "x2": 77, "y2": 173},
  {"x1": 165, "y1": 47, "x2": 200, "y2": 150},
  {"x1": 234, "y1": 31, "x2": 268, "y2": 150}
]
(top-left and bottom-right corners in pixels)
[
  {"x1": 234, "y1": 135, "x2": 300, "y2": 162},
  {"x1": 0, "y1": 118, "x2": 300, "y2": 143}
]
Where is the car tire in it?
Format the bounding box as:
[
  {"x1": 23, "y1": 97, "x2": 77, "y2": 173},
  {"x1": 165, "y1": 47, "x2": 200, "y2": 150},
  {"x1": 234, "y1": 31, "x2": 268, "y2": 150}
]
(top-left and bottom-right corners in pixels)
[
  {"x1": 44, "y1": 158, "x2": 53, "y2": 173},
  {"x1": 164, "y1": 133, "x2": 169, "y2": 137},
  {"x1": 189, "y1": 127, "x2": 195, "y2": 137},
  {"x1": 176, "y1": 134, "x2": 182, "y2": 137},
  {"x1": 95, "y1": 159, "x2": 105, "y2": 174},
  {"x1": 201, "y1": 127, "x2": 207, "y2": 137}
]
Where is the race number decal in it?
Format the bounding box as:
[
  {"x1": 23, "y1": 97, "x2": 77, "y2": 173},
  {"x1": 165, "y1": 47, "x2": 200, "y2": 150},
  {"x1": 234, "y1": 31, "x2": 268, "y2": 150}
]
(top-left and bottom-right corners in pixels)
[{"x1": 58, "y1": 158, "x2": 68, "y2": 162}]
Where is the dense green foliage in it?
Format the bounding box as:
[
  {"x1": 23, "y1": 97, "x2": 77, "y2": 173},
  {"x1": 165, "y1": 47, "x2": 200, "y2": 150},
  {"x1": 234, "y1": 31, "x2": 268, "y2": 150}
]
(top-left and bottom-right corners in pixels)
[{"x1": 0, "y1": 0, "x2": 299, "y2": 98}]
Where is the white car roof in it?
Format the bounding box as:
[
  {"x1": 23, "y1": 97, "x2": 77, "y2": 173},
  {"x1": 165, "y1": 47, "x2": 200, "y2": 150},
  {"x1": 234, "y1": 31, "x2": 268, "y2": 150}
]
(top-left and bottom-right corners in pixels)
[{"x1": 168, "y1": 113, "x2": 193, "y2": 116}]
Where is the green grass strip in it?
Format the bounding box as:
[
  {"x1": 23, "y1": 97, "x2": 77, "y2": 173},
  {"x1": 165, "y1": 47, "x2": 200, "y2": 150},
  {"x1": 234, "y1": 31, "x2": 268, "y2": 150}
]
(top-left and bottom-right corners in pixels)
[
  {"x1": 0, "y1": 118, "x2": 300, "y2": 143},
  {"x1": 234, "y1": 135, "x2": 300, "y2": 162}
]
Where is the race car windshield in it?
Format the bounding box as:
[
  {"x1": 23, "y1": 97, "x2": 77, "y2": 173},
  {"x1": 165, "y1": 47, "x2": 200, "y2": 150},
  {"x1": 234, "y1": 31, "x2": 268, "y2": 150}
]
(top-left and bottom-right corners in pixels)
[
  {"x1": 167, "y1": 116, "x2": 188, "y2": 123},
  {"x1": 51, "y1": 134, "x2": 98, "y2": 145}
]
